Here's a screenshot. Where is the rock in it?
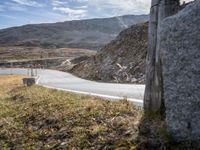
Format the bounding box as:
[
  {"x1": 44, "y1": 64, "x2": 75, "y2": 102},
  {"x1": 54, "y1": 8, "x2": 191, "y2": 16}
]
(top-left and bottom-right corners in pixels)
[
  {"x1": 71, "y1": 23, "x2": 148, "y2": 83},
  {"x1": 23, "y1": 77, "x2": 36, "y2": 86},
  {"x1": 160, "y1": 1, "x2": 200, "y2": 140}
]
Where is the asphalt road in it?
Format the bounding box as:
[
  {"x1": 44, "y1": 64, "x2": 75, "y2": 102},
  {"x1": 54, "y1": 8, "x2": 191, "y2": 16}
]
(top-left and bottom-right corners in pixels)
[{"x1": 0, "y1": 68, "x2": 145, "y2": 106}]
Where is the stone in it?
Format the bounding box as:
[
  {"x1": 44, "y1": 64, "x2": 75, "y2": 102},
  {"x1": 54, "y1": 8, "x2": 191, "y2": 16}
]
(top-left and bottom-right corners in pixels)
[
  {"x1": 23, "y1": 77, "x2": 36, "y2": 86},
  {"x1": 160, "y1": 1, "x2": 200, "y2": 140}
]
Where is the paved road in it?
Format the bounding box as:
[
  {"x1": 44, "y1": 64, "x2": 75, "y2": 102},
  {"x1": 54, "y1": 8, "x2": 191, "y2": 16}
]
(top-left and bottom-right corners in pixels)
[{"x1": 0, "y1": 68, "x2": 145, "y2": 106}]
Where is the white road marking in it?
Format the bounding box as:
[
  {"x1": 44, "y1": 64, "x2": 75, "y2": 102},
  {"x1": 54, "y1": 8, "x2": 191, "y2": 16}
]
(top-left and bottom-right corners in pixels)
[
  {"x1": 35, "y1": 76, "x2": 41, "y2": 84},
  {"x1": 0, "y1": 68, "x2": 144, "y2": 106},
  {"x1": 39, "y1": 84, "x2": 143, "y2": 104}
]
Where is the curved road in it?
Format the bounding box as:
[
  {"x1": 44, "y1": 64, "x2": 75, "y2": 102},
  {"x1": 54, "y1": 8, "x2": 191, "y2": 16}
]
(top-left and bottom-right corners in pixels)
[{"x1": 0, "y1": 68, "x2": 145, "y2": 106}]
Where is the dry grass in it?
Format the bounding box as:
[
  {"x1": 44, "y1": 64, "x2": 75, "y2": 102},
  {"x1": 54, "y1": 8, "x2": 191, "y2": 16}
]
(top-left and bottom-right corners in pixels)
[
  {"x1": 0, "y1": 75, "x2": 142, "y2": 149},
  {"x1": 0, "y1": 75, "x2": 25, "y2": 99},
  {"x1": 0, "y1": 75, "x2": 199, "y2": 150},
  {"x1": 0, "y1": 46, "x2": 96, "y2": 60}
]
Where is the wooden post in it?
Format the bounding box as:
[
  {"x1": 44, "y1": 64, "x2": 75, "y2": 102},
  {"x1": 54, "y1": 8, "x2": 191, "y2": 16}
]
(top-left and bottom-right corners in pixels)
[
  {"x1": 144, "y1": 0, "x2": 160, "y2": 112},
  {"x1": 144, "y1": 0, "x2": 180, "y2": 112}
]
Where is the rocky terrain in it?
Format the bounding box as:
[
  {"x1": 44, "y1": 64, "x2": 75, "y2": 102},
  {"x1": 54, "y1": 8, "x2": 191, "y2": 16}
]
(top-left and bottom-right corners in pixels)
[
  {"x1": 0, "y1": 15, "x2": 148, "y2": 50},
  {"x1": 70, "y1": 23, "x2": 148, "y2": 83}
]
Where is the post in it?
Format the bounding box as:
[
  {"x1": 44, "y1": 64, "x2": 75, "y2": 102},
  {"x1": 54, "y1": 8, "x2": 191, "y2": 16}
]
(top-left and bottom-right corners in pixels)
[
  {"x1": 31, "y1": 66, "x2": 34, "y2": 77},
  {"x1": 35, "y1": 68, "x2": 37, "y2": 76},
  {"x1": 144, "y1": 0, "x2": 180, "y2": 112},
  {"x1": 10, "y1": 62, "x2": 13, "y2": 75},
  {"x1": 144, "y1": 0, "x2": 160, "y2": 112}
]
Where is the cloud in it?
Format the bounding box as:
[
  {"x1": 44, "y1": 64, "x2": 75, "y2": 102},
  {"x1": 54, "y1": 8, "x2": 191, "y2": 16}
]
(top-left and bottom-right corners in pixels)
[
  {"x1": 50, "y1": 0, "x2": 149, "y2": 22},
  {"x1": 53, "y1": 6, "x2": 87, "y2": 19},
  {"x1": 3, "y1": 1, "x2": 27, "y2": 11},
  {"x1": 52, "y1": 0, "x2": 68, "y2": 7},
  {"x1": 51, "y1": 0, "x2": 88, "y2": 20},
  {"x1": 12, "y1": 0, "x2": 44, "y2": 7},
  {"x1": 86, "y1": 0, "x2": 150, "y2": 15},
  {"x1": 65, "y1": 0, "x2": 194, "y2": 17},
  {"x1": 65, "y1": 0, "x2": 150, "y2": 16},
  {"x1": 0, "y1": 0, "x2": 195, "y2": 29},
  {"x1": 75, "y1": 5, "x2": 88, "y2": 9},
  {"x1": 53, "y1": 7, "x2": 86, "y2": 14}
]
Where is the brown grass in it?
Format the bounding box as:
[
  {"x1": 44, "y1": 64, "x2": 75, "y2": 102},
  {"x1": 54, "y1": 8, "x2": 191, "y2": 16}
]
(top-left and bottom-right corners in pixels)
[
  {"x1": 1, "y1": 75, "x2": 199, "y2": 150},
  {"x1": 0, "y1": 75, "x2": 142, "y2": 149},
  {"x1": 0, "y1": 46, "x2": 96, "y2": 60}
]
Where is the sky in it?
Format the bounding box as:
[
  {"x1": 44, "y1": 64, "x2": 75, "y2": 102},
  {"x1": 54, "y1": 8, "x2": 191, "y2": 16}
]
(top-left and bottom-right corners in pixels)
[{"x1": 0, "y1": 0, "x2": 194, "y2": 29}]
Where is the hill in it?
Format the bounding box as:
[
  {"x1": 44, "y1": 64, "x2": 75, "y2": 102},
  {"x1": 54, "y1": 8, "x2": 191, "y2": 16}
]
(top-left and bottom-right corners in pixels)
[
  {"x1": 70, "y1": 22, "x2": 148, "y2": 83},
  {"x1": 0, "y1": 15, "x2": 148, "y2": 50}
]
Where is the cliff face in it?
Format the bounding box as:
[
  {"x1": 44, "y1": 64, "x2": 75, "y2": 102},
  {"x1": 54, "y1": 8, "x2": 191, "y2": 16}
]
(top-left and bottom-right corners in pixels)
[
  {"x1": 71, "y1": 23, "x2": 148, "y2": 83},
  {"x1": 0, "y1": 15, "x2": 148, "y2": 50}
]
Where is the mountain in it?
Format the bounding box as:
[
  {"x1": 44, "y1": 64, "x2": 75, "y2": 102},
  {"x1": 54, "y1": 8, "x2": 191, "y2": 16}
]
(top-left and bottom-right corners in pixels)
[
  {"x1": 0, "y1": 15, "x2": 148, "y2": 50},
  {"x1": 70, "y1": 22, "x2": 148, "y2": 83}
]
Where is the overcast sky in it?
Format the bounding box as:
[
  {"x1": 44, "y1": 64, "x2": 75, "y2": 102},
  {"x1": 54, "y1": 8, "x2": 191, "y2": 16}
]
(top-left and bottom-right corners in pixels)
[{"x1": 0, "y1": 0, "x2": 193, "y2": 29}]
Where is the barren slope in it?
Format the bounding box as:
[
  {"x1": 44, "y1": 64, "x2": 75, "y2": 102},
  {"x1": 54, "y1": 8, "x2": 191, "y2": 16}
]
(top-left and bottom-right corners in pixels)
[{"x1": 70, "y1": 23, "x2": 148, "y2": 83}]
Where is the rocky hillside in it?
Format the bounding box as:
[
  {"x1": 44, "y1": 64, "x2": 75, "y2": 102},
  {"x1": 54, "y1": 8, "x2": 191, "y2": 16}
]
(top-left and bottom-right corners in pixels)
[
  {"x1": 70, "y1": 22, "x2": 148, "y2": 83},
  {"x1": 0, "y1": 15, "x2": 148, "y2": 50}
]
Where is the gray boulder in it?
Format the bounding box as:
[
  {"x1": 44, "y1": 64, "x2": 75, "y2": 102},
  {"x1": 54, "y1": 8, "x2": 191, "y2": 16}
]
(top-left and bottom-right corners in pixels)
[{"x1": 160, "y1": 1, "x2": 200, "y2": 140}]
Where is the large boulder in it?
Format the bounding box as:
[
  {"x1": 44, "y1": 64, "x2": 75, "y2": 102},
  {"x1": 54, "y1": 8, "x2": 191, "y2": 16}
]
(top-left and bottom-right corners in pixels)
[{"x1": 160, "y1": 1, "x2": 200, "y2": 140}]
